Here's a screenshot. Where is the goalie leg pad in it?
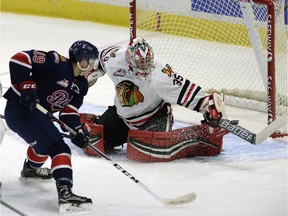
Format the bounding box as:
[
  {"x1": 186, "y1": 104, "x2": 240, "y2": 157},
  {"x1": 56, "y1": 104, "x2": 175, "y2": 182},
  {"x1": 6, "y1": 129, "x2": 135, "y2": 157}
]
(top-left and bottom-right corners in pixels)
[
  {"x1": 80, "y1": 113, "x2": 99, "y2": 125},
  {"x1": 198, "y1": 126, "x2": 230, "y2": 156},
  {"x1": 79, "y1": 113, "x2": 105, "y2": 156},
  {"x1": 127, "y1": 124, "x2": 229, "y2": 162},
  {"x1": 81, "y1": 122, "x2": 104, "y2": 157}
]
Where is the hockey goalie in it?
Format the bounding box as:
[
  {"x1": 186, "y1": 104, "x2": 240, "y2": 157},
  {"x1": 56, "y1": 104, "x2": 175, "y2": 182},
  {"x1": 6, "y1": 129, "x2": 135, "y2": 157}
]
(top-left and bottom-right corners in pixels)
[
  {"x1": 80, "y1": 38, "x2": 230, "y2": 162},
  {"x1": 79, "y1": 110, "x2": 229, "y2": 163}
]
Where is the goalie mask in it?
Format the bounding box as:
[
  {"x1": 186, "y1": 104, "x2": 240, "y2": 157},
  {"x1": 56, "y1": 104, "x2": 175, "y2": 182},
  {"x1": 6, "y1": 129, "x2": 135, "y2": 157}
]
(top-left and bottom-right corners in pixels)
[
  {"x1": 69, "y1": 40, "x2": 99, "y2": 72},
  {"x1": 125, "y1": 38, "x2": 154, "y2": 80}
]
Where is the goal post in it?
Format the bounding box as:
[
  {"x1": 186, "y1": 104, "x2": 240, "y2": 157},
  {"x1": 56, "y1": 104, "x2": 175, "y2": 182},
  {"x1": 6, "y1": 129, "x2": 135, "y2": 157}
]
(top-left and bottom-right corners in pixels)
[{"x1": 129, "y1": 0, "x2": 287, "y2": 131}]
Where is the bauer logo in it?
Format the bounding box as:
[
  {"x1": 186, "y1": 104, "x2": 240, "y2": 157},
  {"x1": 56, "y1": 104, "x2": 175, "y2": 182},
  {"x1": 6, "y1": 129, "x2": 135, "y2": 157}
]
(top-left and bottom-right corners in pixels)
[{"x1": 219, "y1": 120, "x2": 254, "y2": 142}]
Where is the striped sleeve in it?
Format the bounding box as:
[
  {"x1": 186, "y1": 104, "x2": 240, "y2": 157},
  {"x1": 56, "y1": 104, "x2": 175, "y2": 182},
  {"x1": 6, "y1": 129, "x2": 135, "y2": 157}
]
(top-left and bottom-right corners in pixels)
[
  {"x1": 9, "y1": 51, "x2": 33, "y2": 85},
  {"x1": 177, "y1": 80, "x2": 205, "y2": 109},
  {"x1": 99, "y1": 46, "x2": 121, "y2": 71},
  {"x1": 10, "y1": 51, "x2": 32, "y2": 69}
]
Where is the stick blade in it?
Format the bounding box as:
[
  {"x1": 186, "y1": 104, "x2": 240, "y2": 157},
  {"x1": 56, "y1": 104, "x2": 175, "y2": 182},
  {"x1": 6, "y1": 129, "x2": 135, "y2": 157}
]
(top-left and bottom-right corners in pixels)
[{"x1": 162, "y1": 192, "x2": 197, "y2": 206}]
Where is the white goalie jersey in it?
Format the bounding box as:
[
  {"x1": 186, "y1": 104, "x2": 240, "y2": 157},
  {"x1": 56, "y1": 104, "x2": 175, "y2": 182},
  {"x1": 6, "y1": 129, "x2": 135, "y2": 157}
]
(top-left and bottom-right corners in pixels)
[{"x1": 99, "y1": 46, "x2": 206, "y2": 129}]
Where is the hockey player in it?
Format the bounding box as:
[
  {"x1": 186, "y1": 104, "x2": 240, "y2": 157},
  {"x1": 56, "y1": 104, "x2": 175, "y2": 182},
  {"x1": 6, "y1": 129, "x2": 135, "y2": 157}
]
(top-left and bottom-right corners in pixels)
[
  {"x1": 85, "y1": 38, "x2": 227, "y2": 157},
  {"x1": 3, "y1": 40, "x2": 102, "y2": 213}
]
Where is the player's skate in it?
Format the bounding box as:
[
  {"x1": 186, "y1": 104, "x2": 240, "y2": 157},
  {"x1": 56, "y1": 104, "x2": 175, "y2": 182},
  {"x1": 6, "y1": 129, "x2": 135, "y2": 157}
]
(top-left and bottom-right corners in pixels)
[
  {"x1": 20, "y1": 159, "x2": 52, "y2": 180},
  {"x1": 57, "y1": 184, "x2": 94, "y2": 214}
]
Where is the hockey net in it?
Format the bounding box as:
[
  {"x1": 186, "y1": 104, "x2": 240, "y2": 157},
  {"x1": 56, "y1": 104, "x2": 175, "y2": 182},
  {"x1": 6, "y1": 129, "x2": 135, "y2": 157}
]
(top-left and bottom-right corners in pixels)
[{"x1": 130, "y1": 0, "x2": 287, "y2": 133}]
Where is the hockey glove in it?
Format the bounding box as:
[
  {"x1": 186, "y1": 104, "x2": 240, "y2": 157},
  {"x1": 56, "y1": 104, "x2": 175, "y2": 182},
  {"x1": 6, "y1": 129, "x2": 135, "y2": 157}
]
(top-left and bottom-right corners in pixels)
[
  {"x1": 71, "y1": 123, "x2": 90, "y2": 149},
  {"x1": 19, "y1": 80, "x2": 38, "y2": 111},
  {"x1": 199, "y1": 93, "x2": 227, "y2": 127},
  {"x1": 86, "y1": 69, "x2": 106, "y2": 87}
]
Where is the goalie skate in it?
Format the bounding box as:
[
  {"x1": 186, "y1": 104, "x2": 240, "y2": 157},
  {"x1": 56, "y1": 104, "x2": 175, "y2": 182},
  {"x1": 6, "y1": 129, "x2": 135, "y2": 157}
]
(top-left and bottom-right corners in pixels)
[{"x1": 58, "y1": 185, "x2": 94, "y2": 214}]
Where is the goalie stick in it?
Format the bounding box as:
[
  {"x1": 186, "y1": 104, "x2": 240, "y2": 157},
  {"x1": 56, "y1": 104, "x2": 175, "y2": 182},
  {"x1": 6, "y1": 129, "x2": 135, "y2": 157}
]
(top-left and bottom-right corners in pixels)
[
  {"x1": 2, "y1": 110, "x2": 286, "y2": 145},
  {"x1": 35, "y1": 103, "x2": 196, "y2": 206},
  {"x1": 217, "y1": 112, "x2": 287, "y2": 144}
]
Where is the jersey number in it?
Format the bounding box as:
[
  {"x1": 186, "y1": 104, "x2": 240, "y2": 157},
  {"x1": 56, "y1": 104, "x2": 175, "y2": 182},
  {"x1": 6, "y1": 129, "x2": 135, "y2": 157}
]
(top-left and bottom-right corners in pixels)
[
  {"x1": 173, "y1": 74, "x2": 183, "y2": 86},
  {"x1": 32, "y1": 50, "x2": 46, "y2": 63}
]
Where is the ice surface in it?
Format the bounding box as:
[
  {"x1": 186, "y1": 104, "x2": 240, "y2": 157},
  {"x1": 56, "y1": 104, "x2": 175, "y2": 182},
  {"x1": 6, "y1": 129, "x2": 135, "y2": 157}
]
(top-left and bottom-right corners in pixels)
[{"x1": 0, "y1": 13, "x2": 287, "y2": 216}]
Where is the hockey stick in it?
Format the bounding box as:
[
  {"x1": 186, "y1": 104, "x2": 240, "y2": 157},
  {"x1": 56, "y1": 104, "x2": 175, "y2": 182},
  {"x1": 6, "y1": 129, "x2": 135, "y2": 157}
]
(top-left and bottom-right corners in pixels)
[
  {"x1": 1, "y1": 200, "x2": 28, "y2": 216},
  {"x1": 217, "y1": 113, "x2": 287, "y2": 144},
  {"x1": 35, "y1": 103, "x2": 196, "y2": 206},
  {"x1": 0, "y1": 182, "x2": 28, "y2": 216}
]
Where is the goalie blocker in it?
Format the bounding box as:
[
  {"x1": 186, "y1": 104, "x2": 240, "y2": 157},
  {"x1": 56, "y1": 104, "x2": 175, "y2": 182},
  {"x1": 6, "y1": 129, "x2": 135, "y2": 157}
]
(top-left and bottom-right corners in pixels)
[{"x1": 79, "y1": 113, "x2": 229, "y2": 162}]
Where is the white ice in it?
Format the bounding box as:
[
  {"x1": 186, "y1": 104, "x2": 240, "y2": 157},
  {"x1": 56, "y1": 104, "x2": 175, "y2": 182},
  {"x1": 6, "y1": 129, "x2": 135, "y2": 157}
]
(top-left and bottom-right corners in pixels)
[{"x1": 0, "y1": 13, "x2": 287, "y2": 216}]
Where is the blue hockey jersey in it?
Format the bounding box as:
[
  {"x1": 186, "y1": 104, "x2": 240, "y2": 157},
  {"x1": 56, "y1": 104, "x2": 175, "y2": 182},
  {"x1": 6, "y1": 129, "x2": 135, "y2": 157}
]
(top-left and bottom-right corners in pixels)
[{"x1": 3, "y1": 49, "x2": 89, "y2": 129}]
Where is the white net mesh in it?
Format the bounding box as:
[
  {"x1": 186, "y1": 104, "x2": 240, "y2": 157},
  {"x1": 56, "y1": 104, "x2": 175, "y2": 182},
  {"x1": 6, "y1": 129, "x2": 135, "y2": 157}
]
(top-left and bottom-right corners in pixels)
[{"x1": 135, "y1": 0, "x2": 288, "y2": 120}]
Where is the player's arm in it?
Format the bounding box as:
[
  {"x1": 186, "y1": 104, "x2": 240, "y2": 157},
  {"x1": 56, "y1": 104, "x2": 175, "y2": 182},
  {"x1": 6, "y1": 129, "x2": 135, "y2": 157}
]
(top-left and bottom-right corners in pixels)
[
  {"x1": 59, "y1": 99, "x2": 90, "y2": 149},
  {"x1": 85, "y1": 54, "x2": 107, "y2": 87},
  {"x1": 59, "y1": 76, "x2": 88, "y2": 129},
  {"x1": 175, "y1": 76, "x2": 226, "y2": 125},
  {"x1": 155, "y1": 63, "x2": 226, "y2": 126},
  {"x1": 9, "y1": 51, "x2": 34, "y2": 85},
  {"x1": 59, "y1": 77, "x2": 90, "y2": 148},
  {"x1": 155, "y1": 63, "x2": 205, "y2": 110},
  {"x1": 98, "y1": 46, "x2": 122, "y2": 72},
  {"x1": 9, "y1": 50, "x2": 39, "y2": 110}
]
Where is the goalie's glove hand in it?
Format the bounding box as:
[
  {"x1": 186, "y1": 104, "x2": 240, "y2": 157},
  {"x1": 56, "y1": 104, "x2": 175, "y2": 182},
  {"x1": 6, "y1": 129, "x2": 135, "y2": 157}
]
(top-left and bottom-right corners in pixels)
[
  {"x1": 19, "y1": 80, "x2": 38, "y2": 111},
  {"x1": 199, "y1": 93, "x2": 227, "y2": 128},
  {"x1": 71, "y1": 123, "x2": 90, "y2": 149},
  {"x1": 202, "y1": 112, "x2": 219, "y2": 128}
]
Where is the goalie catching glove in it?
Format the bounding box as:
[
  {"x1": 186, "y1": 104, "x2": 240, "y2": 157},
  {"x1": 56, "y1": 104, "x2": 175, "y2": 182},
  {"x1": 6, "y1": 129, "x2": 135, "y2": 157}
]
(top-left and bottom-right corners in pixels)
[
  {"x1": 71, "y1": 123, "x2": 90, "y2": 148},
  {"x1": 198, "y1": 93, "x2": 227, "y2": 127}
]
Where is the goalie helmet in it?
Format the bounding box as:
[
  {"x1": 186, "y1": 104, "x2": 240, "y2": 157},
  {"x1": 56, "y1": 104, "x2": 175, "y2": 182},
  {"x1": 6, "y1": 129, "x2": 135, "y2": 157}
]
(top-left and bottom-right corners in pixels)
[
  {"x1": 125, "y1": 38, "x2": 154, "y2": 80},
  {"x1": 69, "y1": 40, "x2": 99, "y2": 71}
]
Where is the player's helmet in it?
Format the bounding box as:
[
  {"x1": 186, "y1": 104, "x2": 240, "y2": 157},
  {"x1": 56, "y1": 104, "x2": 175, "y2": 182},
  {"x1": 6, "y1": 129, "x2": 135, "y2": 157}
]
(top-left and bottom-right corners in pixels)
[
  {"x1": 125, "y1": 38, "x2": 154, "y2": 80},
  {"x1": 69, "y1": 40, "x2": 99, "y2": 70}
]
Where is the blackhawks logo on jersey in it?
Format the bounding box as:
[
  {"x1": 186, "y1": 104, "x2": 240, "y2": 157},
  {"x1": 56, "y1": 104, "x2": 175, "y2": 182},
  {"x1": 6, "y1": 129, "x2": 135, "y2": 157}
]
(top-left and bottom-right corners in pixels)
[
  {"x1": 116, "y1": 81, "x2": 144, "y2": 107},
  {"x1": 161, "y1": 64, "x2": 173, "y2": 77}
]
